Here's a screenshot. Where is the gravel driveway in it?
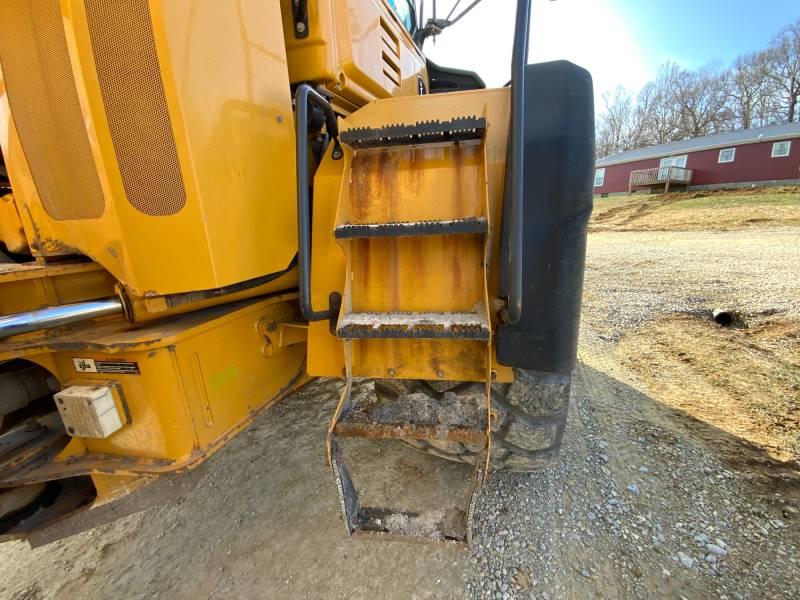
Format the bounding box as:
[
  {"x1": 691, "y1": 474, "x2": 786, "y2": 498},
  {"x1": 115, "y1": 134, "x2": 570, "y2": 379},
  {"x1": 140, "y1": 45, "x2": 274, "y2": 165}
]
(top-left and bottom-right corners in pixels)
[{"x1": 1, "y1": 227, "x2": 798, "y2": 599}]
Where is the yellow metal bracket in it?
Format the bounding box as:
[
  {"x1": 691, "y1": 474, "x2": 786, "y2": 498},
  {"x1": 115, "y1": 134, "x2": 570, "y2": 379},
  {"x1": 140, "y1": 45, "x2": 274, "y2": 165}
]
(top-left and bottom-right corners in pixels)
[{"x1": 259, "y1": 320, "x2": 308, "y2": 357}]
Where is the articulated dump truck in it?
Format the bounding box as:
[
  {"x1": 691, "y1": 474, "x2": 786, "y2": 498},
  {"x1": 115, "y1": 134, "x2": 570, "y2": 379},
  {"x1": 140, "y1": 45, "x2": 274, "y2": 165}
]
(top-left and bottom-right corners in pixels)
[{"x1": 0, "y1": 0, "x2": 593, "y2": 546}]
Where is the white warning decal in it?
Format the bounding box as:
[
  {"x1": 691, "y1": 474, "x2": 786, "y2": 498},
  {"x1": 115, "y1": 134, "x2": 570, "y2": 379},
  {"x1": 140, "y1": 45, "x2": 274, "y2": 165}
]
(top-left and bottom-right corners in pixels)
[{"x1": 72, "y1": 357, "x2": 140, "y2": 375}]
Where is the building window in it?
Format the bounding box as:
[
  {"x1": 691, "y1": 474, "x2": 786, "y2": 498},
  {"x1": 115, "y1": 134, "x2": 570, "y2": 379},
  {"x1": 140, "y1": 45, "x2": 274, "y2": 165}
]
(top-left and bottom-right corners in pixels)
[
  {"x1": 594, "y1": 168, "x2": 605, "y2": 187},
  {"x1": 718, "y1": 148, "x2": 736, "y2": 163},
  {"x1": 772, "y1": 141, "x2": 791, "y2": 158}
]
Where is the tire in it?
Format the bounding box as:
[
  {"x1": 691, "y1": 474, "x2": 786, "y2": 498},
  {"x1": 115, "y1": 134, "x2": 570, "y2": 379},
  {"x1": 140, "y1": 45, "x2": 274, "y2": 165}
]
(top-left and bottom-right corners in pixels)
[{"x1": 373, "y1": 370, "x2": 571, "y2": 472}]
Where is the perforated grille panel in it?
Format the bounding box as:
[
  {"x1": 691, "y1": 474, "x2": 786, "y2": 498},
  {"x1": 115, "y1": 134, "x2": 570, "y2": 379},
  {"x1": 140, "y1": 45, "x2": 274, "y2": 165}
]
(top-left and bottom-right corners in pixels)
[
  {"x1": 0, "y1": 0, "x2": 105, "y2": 221},
  {"x1": 85, "y1": 0, "x2": 186, "y2": 216}
]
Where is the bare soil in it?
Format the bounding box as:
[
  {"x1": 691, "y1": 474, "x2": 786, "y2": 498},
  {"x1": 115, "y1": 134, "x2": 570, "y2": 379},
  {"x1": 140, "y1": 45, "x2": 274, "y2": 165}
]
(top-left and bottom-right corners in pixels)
[
  {"x1": 1, "y1": 192, "x2": 799, "y2": 599},
  {"x1": 617, "y1": 314, "x2": 800, "y2": 466}
]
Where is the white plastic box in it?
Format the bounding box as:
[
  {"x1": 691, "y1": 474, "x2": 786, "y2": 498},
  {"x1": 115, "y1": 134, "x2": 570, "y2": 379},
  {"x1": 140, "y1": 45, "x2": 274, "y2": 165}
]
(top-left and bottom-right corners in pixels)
[{"x1": 54, "y1": 384, "x2": 123, "y2": 439}]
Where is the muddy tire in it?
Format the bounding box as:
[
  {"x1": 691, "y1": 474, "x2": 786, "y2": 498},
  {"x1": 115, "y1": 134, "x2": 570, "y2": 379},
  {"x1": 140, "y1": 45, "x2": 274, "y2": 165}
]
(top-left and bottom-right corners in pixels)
[{"x1": 374, "y1": 370, "x2": 570, "y2": 472}]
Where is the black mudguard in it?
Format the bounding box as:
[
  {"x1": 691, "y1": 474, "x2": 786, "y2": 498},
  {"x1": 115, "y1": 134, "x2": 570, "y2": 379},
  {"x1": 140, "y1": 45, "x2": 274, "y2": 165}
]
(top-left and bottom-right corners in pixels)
[{"x1": 497, "y1": 60, "x2": 595, "y2": 374}]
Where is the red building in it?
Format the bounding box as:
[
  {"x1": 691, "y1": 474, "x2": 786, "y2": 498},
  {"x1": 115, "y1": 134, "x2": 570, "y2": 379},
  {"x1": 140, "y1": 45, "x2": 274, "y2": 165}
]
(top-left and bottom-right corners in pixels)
[{"x1": 594, "y1": 123, "x2": 800, "y2": 195}]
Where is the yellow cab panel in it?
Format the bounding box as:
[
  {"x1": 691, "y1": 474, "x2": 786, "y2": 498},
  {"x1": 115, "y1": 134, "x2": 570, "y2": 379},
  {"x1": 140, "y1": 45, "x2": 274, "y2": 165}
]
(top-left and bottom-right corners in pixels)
[{"x1": 281, "y1": 0, "x2": 427, "y2": 112}]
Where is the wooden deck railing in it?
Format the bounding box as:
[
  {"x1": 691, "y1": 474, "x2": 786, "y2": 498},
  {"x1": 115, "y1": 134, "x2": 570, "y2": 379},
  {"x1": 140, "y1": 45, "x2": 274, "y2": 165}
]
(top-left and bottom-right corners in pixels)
[{"x1": 629, "y1": 166, "x2": 693, "y2": 192}]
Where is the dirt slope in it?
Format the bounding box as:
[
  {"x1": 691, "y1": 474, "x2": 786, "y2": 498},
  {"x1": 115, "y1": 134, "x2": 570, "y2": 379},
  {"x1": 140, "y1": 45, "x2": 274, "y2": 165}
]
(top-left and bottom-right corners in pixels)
[{"x1": 591, "y1": 186, "x2": 800, "y2": 231}]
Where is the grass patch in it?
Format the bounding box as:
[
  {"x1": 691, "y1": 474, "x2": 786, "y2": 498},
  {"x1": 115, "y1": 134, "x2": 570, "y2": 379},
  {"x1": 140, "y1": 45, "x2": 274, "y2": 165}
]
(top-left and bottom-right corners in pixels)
[{"x1": 664, "y1": 192, "x2": 800, "y2": 210}]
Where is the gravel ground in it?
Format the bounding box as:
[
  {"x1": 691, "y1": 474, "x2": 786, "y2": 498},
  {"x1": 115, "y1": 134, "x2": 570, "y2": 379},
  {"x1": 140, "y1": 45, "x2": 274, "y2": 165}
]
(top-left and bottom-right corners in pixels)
[
  {"x1": 583, "y1": 228, "x2": 800, "y2": 340},
  {"x1": 1, "y1": 227, "x2": 798, "y2": 599},
  {"x1": 466, "y1": 361, "x2": 799, "y2": 599},
  {"x1": 466, "y1": 227, "x2": 800, "y2": 599}
]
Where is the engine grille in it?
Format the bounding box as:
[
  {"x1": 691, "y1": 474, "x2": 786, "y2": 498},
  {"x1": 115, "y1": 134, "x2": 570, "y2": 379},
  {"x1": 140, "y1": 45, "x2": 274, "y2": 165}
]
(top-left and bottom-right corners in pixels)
[
  {"x1": 85, "y1": 0, "x2": 186, "y2": 216},
  {"x1": 0, "y1": 0, "x2": 105, "y2": 221}
]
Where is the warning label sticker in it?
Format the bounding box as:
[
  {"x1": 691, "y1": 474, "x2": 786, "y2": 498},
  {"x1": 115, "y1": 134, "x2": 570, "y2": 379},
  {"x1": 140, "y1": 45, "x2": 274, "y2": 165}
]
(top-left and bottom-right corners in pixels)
[{"x1": 72, "y1": 357, "x2": 140, "y2": 375}]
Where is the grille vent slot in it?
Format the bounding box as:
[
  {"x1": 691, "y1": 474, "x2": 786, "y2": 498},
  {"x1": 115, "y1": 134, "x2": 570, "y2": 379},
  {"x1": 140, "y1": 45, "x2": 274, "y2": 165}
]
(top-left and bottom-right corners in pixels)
[
  {"x1": 85, "y1": 0, "x2": 186, "y2": 216},
  {"x1": 379, "y1": 17, "x2": 401, "y2": 88},
  {"x1": 0, "y1": 0, "x2": 105, "y2": 221}
]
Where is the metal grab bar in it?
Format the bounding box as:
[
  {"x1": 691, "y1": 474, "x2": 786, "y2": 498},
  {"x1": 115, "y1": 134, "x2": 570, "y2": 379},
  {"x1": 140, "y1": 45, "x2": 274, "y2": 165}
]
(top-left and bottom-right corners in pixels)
[{"x1": 294, "y1": 84, "x2": 342, "y2": 322}]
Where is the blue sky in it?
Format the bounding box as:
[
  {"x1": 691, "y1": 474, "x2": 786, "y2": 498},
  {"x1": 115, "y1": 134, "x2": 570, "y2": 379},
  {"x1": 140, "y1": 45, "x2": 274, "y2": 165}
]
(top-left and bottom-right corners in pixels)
[
  {"x1": 423, "y1": 0, "x2": 800, "y2": 106},
  {"x1": 616, "y1": 0, "x2": 800, "y2": 70}
]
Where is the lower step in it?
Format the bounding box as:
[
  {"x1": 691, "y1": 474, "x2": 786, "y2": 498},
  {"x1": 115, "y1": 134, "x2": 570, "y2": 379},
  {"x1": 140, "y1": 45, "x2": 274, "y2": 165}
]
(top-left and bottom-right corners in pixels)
[
  {"x1": 334, "y1": 381, "x2": 487, "y2": 444},
  {"x1": 337, "y1": 311, "x2": 489, "y2": 340},
  {"x1": 351, "y1": 506, "x2": 467, "y2": 541}
]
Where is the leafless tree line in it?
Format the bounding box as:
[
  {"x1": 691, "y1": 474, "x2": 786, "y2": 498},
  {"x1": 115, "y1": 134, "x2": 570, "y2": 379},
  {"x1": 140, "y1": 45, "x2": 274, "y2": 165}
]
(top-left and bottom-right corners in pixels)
[{"x1": 597, "y1": 20, "x2": 800, "y2": 158}]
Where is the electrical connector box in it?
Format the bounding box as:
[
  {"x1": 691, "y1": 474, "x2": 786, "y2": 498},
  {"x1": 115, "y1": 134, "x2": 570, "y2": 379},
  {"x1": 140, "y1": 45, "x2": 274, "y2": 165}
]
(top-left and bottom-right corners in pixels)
[{"x1": 54, "y1": 385, "x2": 123, "y2": 439}]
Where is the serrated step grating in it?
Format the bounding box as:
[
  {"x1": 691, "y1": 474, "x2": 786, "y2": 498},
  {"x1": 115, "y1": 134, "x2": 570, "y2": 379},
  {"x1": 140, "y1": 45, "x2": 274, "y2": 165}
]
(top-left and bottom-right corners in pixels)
[
  {"x1": 341, "y1": 117, "x2": 486, "y2": 149},
  {"x1": 334, "y1": 217, "x2": 488, "y2": 239},
  {"x1": 337, "y1": 311, "x2": 489, "y2": 340}
]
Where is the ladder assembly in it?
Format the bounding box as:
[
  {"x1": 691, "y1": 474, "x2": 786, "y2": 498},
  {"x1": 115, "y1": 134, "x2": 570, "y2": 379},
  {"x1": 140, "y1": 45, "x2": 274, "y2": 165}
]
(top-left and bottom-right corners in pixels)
[{"x1": 326, "y1": 118, "x2": 495, "y2": 544}]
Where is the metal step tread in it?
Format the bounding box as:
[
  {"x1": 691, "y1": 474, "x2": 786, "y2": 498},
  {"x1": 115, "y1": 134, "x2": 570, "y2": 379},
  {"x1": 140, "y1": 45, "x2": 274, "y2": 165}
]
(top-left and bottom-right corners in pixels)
[
  {"x1": 341, "y1": 117, "x2": 486, "y2": 149},
  {"x1": 334, "y1": 382, "x2": 487, "y2": 444},
  {"x1": 334, "y1": 217, "x2": 487, "y2": 239},
  {"x1": 351, "y1": 506, "x2": 467, "y2": 542},
  {"x1": 337, "y1": 311, "x2": 489, "y2": 340}
]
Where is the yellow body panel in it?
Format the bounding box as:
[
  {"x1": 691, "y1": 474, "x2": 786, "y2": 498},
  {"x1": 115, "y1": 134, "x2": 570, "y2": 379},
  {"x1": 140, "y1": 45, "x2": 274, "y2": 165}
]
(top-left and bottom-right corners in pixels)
[
  {"x1": 281, "y1": 0, "x2": 427, "y2": 112},
  {"x1": 347, "y1": 235, "x2": 485, "y2": 312},
  {"x1": 0, "y1": 0, "x2": 298, "y2": 296},
  {"x1": 0, "y1": 296, "x2": 306, "y2": 478}
]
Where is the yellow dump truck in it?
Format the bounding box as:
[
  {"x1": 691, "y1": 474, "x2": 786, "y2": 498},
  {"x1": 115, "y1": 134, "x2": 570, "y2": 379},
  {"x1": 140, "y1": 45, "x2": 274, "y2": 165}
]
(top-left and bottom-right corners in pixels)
[{"x1": 0, "y1": 0, "x2": 594, "y2": 545}]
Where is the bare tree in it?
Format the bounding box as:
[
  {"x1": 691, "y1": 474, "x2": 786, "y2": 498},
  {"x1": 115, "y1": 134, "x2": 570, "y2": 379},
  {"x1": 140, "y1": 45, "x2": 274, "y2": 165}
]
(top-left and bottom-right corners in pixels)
[
  {"x1": 764, "y1": 20, "x2": 800, "y2": 122},
  {"x1": 642, "y1": 63, "x2": 683, "y2": 144},
  {"x1": 596, "y1": 86, "x2": 635, "y2": 157},
  {"x1": 727, "y1": 52, "x2": 776, "y2": 128},
  {"x1": 629, "y1": 82, "x2": 658, "y2": 147},
  {"x1": 673, "y1": 64, "x2": 732, "y2": 138}
]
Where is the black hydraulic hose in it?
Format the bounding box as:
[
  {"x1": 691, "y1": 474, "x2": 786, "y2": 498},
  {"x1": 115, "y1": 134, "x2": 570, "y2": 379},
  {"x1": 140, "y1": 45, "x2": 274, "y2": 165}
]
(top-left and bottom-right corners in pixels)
[
  {"x1": 295, "y1": 84, "x2": 341, "y2": 322},
  {"x1": 504, "y1": 0, "x2": 532, "y2": 325}
]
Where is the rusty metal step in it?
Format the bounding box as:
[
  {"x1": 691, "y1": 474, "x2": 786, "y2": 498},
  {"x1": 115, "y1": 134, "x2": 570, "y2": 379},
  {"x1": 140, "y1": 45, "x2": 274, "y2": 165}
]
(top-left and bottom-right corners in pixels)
[
  {"x1": 337, "y1": 311, "x2": 489, "y2": 340},
  {"x1": 334, "y1": 217, "x2": 488, "y2": 240},
  {"x1": 333, "y1": 383, "x2": 487, "y2": 445},
  {"x1": 327, "y1": 381, "x2": 488, "y2": 544},
  {"x1": 329, "y1": 437, "x2": 482, "y2": 543}
]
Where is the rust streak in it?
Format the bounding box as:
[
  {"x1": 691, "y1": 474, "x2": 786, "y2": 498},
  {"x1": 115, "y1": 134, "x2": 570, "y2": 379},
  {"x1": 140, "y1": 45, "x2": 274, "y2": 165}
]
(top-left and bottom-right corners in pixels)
[
  {"x1": 389, "y1": 237, "x2": 400, "y2": 310},
  {"x1": 451, "y1": 237, "x2": 463, "y2": 295},
  {"x1": 378, "y1": 149, "x2": 395, "y2": 223},
  {"x1": 453, "y1": 143, "x2": 465, "y2": 217}
]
